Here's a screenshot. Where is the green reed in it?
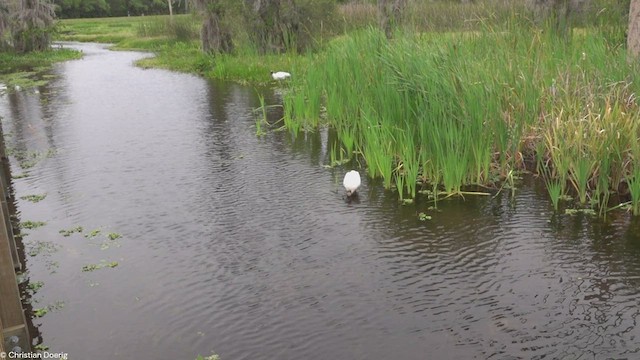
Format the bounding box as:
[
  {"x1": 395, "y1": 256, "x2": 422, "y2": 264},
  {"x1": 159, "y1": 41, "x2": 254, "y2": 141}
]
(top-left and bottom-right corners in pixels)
[
  {"x1": 547, "y1": 179, "x2": 563, "y2": 211},
  {"x1": 282, "y1": 11, "x2": 640, "y2": 213},
  {"x1": 255, "y1": 93, "x2": 268, "y2": 136},
  {"x1": 627, "y1": 169, "x2": 640, "y2": 216}
]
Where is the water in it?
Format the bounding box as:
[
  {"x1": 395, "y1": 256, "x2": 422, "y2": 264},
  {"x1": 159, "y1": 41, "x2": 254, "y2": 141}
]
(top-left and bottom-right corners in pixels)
[{"x1": 2, "y1": 42, "x2": 640, "y2": 360}]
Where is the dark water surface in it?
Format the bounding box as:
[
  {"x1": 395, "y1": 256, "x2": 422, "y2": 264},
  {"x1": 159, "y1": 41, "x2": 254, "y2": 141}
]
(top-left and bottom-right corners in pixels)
[{"x1": 2, "y1": 42, "x2": 640, "y2": 360}]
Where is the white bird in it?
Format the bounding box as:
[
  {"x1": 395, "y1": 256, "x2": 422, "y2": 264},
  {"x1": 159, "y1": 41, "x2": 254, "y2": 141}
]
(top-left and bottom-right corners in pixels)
[
  {"x1": 343, "y1": 170, "x2": 361, "y2": 197},
  {"x1": 271, "y1": 71, "x2": 291, "y2": 80}
]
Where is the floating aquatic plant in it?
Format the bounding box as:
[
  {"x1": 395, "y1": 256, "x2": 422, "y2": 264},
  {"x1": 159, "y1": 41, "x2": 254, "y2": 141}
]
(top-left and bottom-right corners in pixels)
[
  {"x1": 20, "y1": 220, "x2": 47, "y2": 230},
  {"x1": 59, "y1": 226, "x2": 84, "y2": 237},
  {"x1": 106, "y1": 232, "x2": 122, "y2": 241},
  {"x1": 418, "y1": 212, "x2": 432, "y2": 221},
  {"x1": 82, "y1": 260, "x2": 119, "y2": 272},
  {"x1": 20, "y1": 194, "x2": 47, "y2": 203},
  {"x1": 84, "y1": 229, "x2": 101, "y2": 239}
]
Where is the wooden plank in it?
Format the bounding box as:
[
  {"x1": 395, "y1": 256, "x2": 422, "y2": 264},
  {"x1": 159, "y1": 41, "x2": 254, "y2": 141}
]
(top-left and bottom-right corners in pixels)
[
  {"x1": 0, "y1": 117, "x2": 30, "y2": 354},
  {"x1": 0, "y1": 314, "x2": 4, "y2": 354},
  {"x1": 0, "y1": 200, "x2": 23, "y2": 329},
  {"x1": 2, "y1": 324, "x2": 30, "y2": 352},
  {"x1": 0, "y1": 126, "x2": 19, "y2": 270},
  {"x1": 0, "y1": 190, "x2": 19, "y2": 271},
  {"x1": 0, "y1": 178, "x2": 19, "y2": 271}
]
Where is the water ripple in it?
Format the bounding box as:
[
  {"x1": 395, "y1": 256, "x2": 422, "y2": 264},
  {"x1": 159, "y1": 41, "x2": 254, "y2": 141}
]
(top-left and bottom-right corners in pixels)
[{"x1": 2, "y1": 42, "x2": 640, "y2": 360}]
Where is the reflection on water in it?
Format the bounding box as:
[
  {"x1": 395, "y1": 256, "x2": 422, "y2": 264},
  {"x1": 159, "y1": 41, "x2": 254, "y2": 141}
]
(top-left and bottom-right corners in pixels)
[{"x1": 1, "y1": 42, "x2": 640, "y2": 360}]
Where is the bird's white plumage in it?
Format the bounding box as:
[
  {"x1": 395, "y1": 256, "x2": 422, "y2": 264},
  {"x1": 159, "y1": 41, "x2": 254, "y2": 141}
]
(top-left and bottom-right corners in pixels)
[
  {"x1": 271, "y1": 71, "x2": 291, "y2": 80},
  {"x1": 343, "y1": 170, "x2": 361, "y2": 196}
]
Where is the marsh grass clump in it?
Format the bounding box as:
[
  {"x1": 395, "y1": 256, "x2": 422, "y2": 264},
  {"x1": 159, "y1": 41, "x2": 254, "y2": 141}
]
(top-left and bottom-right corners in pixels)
[{"x1": 282, "y1": 11, "x2": 640, "y2": 214}]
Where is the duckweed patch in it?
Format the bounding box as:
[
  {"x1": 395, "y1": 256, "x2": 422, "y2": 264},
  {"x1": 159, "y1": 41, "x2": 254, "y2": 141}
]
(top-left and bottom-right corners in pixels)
[
  {"x1": 82, "y1": 260, "x2": 119, "y2": 272},
  {"x1": 84, "y1": 228, "x2": 101, "y2": 239},
  {"x1": 107, "y1": 232, "x2": 122, "y2": 240},
  {"x1": 33, "y1": 307, "x2": 48, "y2": 317},
  {"x1": 33, "y1": 301, "x2": 65, "y2": 318},
  {"x1": 59, "y1": 226, "x2": 83, "y2": 237},
  {"x1": 27, "y1": 281, "x2": 44, "y2": 293},
  {"x1": 20, "y1": 193, "x2": 47, "y2": 203},
  {"x1": 418, "y1": 212, "x2": 432, "y2": 221},
  {"x1": 20, "y1": 220, "x2": 47, "y2": 230}
]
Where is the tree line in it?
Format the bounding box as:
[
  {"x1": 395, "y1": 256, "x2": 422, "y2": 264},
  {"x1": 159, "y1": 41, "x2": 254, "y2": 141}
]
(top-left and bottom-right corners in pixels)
[
  {"x1": 2, "y1": 0, "x2": 640, "y2": 60},
  {"x1": 54, "y1": 0, "x2": 189, "y2": 19}
]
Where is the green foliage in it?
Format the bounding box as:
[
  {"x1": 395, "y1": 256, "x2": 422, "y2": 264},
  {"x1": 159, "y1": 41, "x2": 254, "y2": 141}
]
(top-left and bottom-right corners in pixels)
[
  {"x1": 52, "y1": 3, "x2": 640, "y2": 217},
  {"x1": 281, "y1": 11, "x2": 640, "y2": 213},
  {"x1": 55, "y1": 0, "x2": 182, "y2": 18},
  {"x1": 55, "y1": 0, "x2": 111, "y2": 19},
  {"x1": 242, "y1": 0, "x2": 339, "y2": 54},
  {"x1": 11, "y1": 0, "x2": 57, "y2": 53}
]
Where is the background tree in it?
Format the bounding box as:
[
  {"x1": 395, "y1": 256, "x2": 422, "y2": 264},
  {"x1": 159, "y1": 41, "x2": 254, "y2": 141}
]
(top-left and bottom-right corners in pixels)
[
  {"x1": 54, "y1": 0, "x2": 110, "y2": 18},
  {"x1": 244, "y1": 0, "x2": 337, "y2": 54},
  {"x1": 245, "y1": 0, "x2": 287, "y2": 54},
  {"x1": 629, "y1": 0, "x2": 640, "y2": 57},
  {"x1": 378, "y1": 0, "x2": 405, "y2": 39},
  {"x1": 191, "y1": 0, "x2": 232, "y2": 53},
  {"x1": 0, "y1": 1, "x2": 9, "y2": 48},
  {"x1": 11, "y1": 0, "x2": 57, "y2": 53}
]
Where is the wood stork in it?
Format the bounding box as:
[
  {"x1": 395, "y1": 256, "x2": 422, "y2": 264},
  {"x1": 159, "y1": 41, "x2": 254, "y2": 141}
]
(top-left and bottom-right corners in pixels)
[
  {"x1": 343, "y1": 170, "x2": 361, "y2": 197},
  {"x1": 271, "y1": 71, "x2": 291, "y2": 80}
]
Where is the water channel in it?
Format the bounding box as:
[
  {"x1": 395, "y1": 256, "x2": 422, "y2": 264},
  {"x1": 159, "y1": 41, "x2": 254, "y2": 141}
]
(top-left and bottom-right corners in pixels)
[{"x1": 1, "y1": 42, "x2": 640, "y2": 360}]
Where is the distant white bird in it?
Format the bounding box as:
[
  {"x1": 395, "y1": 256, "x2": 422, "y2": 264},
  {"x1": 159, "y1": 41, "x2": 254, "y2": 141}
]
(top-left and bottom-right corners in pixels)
[
  {"x1": 343, "y1": 170, "x2": 361, "y2": 197},
  {"x1": 271, "y1": 71, "x2": 291, "y2": 80}
]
